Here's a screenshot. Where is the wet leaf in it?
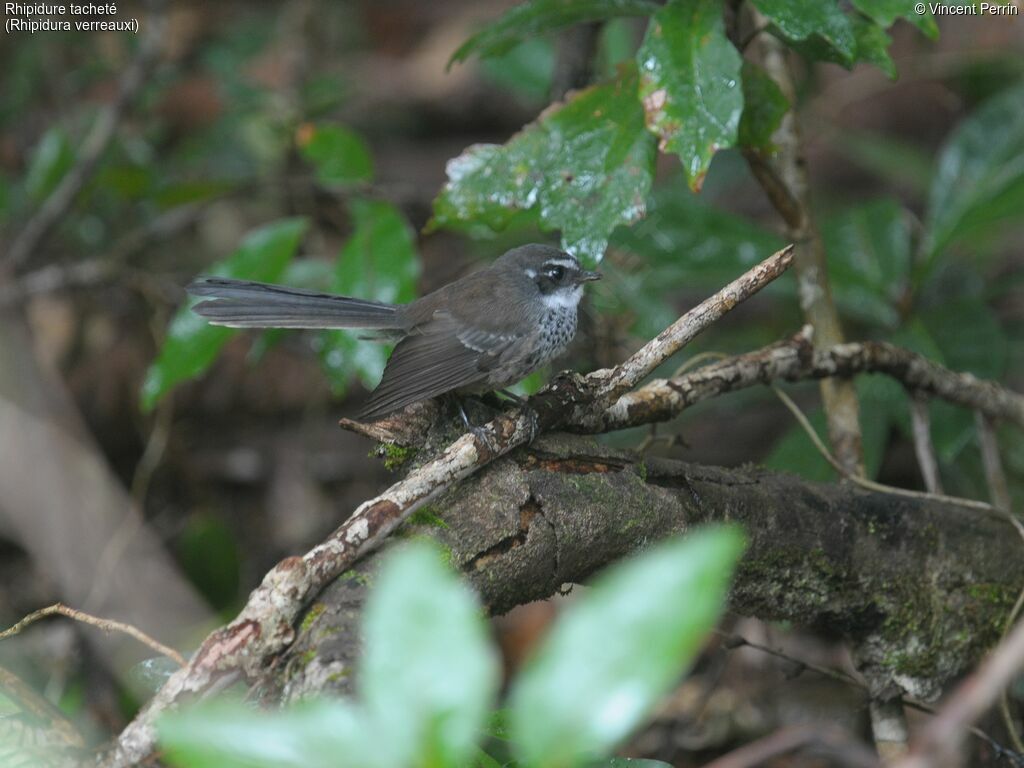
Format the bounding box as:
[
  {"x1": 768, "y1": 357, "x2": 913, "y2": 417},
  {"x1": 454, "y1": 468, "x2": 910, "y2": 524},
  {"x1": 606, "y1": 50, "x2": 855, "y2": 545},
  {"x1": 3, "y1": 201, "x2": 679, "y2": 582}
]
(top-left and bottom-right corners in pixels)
[
  {"x1": 509, "y1": 527, "x2": 744, "y2": 768},
  {"x1": 851, "y1": 0, "x2": 938, "y2": 38},
  {"x1": 449, "y1": 0, "x2": 658, "y2": 65},
  {"x1": 751, "y1": 0, "x2": 856, "y2": 65},
  {"x1": 851, "y1": 13, "x2": 896, "y2": 80},
  {"x1": 430, "y1": 65, "x2": 655, "y2": 265},
  {"x1": 636, "y1": 0, "x2": 744, "y2": 190},
  {"x1": 923, "y1": 83, "x2": 1024, "y2": 262},
  {"x1": 362, "y1": 541, "x2": 500, "y2": 768},
  {"x1": 141, "y1": 218, "x2": 308, "y2": 411}
]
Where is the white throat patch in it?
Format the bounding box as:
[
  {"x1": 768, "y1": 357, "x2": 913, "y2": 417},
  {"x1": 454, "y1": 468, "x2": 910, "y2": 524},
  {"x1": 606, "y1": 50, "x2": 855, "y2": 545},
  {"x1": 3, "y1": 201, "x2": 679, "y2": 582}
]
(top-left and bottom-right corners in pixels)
[{"x1": 541, "y1": 284, "x2": 583, "y2": 310}]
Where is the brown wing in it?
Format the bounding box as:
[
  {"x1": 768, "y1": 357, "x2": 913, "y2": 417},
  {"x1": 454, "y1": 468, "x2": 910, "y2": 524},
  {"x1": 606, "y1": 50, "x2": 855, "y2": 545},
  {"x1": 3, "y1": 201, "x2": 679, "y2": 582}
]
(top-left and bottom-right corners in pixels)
[{"x1": 358, "y1": 311, "x2": 522, "y2": 420}]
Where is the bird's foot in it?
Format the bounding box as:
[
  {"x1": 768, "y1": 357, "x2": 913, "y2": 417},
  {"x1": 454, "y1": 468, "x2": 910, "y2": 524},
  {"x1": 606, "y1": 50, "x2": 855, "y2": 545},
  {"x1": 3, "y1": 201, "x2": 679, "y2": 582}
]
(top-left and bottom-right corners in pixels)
[{"x1": 497, "y1": 390, "x2": 541, "y2": 444}]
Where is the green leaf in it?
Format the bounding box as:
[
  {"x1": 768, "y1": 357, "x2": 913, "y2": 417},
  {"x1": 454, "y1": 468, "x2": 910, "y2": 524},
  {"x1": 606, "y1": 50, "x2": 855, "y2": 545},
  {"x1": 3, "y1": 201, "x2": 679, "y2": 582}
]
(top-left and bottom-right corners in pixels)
[
  {"x1": 923, "y1": 83, "x2": 1024, "y2": 261},
  {"x1": 361, "y1": 541, "x2": 500, "y2": 768},
  {"x1": 636, "y1": 0, "x2": 744, "y2": 190},
  {"x1": 851, "y1": 13, "x2": 895, "y2": 80},
  {"x1": 509, "y1": 527, "x2": 744, "y2": 768},
  {"x1": 298, "y1": 123, "x2": 373, "y2": 187},
  {"x1": 449, "y1": 0, "x2": 659, "y2": 65},
  {"x1": 176, "y1": 514, "x2": 241, "y2": 610},
  {"x1": 823, "y1": 198, "x2": 911, "y2": 330},
  {"x1": 430, "y1": 65, "x2": 655, "y2": 265},
  {"x1": 140, "y1": 218, "x2": 308, "y2": 411},
  {"x1": 751, "y1": 0, "x2": 856, "y2": 64},
  {"x1": 480, "y1": 38, "x2": 556, "y2": 102},
  {"x1": 850, "y1": 0, "x2": 938, "y2": 38},
  {"x1": 160, "y1": 699, "x2": 378, "y2": 768},
  {"x1": 831, "y1": 130, "x2": 934, "y2": 195},
  {"x1": 919, "y1": 296, "x2": 1007, "y2": 382},
  {"x1": 317, "y1": 198, "x2": 419, "y2": 394},
  {"x1": 25, "y1": 127, "x2": 74, "y2": 202},
  {"x1": 610, "y1": 184, "x2": 786, "y2": 338},
  {"x1": 738, "y1": 61, "x2": 789, "y2": 152}
]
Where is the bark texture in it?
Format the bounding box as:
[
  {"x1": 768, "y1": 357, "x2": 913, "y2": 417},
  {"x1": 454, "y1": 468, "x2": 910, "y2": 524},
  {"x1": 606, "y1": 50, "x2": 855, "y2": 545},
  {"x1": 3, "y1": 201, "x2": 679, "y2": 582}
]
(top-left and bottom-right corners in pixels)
[{"x1": 281, "y1": 433, "x2": 1024, "y2": 704}]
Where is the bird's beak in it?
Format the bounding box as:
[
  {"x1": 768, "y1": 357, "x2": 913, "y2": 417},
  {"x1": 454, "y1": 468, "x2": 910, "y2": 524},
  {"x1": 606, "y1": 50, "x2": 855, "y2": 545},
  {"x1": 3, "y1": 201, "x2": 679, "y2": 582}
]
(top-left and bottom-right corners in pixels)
[{"x1": 579, "y1": 270, "x2": 602, "y2": 282}]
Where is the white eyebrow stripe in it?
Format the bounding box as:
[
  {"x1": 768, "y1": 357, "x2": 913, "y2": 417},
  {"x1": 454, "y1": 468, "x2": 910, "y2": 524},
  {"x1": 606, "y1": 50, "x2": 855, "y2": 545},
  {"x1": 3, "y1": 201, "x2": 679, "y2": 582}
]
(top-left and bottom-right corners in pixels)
[{"x1": 543, "y1": 258, "x2": 579, "y2": 270}]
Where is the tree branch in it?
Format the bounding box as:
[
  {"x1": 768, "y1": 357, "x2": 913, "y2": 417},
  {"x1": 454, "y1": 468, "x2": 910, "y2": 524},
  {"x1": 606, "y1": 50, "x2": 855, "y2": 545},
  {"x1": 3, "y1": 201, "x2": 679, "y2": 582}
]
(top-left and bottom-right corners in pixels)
[
  {"x1": 96, "y1": 246, "x2": 795, "y2": 768},
  {"x1": 744, "y1": 8, "x2": 864, "y2": 476},
  {"x1": 574, "y1": 331, "x2": 1024, "y2": 434},
  {"x1": 280, "y1": 433, "x2": 1024, "y2": 708},
  {"x1": 3, "y1": 1, "x2": 165, "y2": 272}
]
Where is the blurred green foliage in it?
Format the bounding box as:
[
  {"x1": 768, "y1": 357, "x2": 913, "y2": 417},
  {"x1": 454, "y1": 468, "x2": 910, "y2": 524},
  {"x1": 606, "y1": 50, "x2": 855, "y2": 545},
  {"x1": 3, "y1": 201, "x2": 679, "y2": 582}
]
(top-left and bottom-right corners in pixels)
[
  {"x1": 124, "y1": 0, "x2": 1021, "y2": 498},
  {"x1": 141, "y1": 217, "x2": 309, "y2": 411},
  {"x1": 159, "y1": 528, "x2": 742, "y2": 768}
]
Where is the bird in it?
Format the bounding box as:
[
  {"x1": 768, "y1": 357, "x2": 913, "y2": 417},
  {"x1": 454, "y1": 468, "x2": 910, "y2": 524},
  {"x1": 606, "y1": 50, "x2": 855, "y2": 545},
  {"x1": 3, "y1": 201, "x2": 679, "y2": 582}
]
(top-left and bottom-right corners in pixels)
[{"x1": 187, "y1": 244, "x2": 601, "y2": 421}]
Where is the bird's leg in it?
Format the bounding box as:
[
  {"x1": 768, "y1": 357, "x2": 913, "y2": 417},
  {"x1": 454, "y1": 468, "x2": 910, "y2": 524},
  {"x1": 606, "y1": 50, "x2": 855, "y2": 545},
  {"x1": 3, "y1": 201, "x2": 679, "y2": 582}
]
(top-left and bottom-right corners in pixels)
[
  {"x1": 496, "y1": 389, "x2": 541, "y2": 443},
  {"x1": 449, "y1": 394, "x2": 494, "y2": 448}
]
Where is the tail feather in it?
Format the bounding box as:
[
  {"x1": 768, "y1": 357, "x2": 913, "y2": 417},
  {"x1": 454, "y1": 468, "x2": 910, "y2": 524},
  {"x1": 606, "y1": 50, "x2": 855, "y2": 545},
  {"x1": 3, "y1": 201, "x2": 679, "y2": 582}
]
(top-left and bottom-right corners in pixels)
[{"x1": 188, "y1": 277, "x2": 403, "y2": 330}]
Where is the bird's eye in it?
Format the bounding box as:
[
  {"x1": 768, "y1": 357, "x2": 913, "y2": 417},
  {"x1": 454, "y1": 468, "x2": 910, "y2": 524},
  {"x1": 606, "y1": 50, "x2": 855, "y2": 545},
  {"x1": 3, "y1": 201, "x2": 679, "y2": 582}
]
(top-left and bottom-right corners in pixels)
[{"x1": 546, "y1": 266, "x2": 565, "y2": 281}]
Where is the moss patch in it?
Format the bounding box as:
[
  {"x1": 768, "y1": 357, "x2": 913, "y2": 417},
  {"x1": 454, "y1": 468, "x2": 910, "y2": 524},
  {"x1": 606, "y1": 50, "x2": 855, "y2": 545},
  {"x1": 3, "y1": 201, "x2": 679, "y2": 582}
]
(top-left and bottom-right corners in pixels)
[{"x1": 299, "y1": 602, "x2": 327, "y2": 634}]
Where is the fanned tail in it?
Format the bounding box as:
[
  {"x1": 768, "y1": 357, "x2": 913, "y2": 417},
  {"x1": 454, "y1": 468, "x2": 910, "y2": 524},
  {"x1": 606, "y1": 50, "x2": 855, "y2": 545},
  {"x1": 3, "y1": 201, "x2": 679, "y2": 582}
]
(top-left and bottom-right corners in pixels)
[{"x1": 187, "y1": 277, "x2": 403, "y2": 330}]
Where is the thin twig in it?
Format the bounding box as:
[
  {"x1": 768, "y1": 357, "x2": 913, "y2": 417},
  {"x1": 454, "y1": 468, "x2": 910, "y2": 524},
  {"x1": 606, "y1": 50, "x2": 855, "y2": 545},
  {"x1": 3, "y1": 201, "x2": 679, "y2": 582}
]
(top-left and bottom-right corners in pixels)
[
  {"x1": 744, "y1": 5, "x2": 865, "y2": 478},
  {"x1": 771, "y1": 386, "x2": 1013, "y2": 519},
  {"x1": 976, "y1": 414, "x2": 1024, "y2": 753},
  {"x1": 717, "y1": 630, "x2": 1024, "y2": 765},
  {"x1": 910, "y1": 396, "x2": 944, "y2": 494},
  {"x1": 777, "y1": 385, "x2": 1024, "y2": 758},
  {"x1": 977, "y1": 412, "x2": 1013, "y2": 512},
  {"x1": 0, "y1": 603, "x2": 186, "y2": 668},
  {"x1": 3, "y1": 1, "x2": 165, "y2": 271},
  {"x1": 699, "y1": 723, "x2": 878, "y2": 768},
  {"x1": 581, "y1": 334, "x2": 1024, "y2": 434}
]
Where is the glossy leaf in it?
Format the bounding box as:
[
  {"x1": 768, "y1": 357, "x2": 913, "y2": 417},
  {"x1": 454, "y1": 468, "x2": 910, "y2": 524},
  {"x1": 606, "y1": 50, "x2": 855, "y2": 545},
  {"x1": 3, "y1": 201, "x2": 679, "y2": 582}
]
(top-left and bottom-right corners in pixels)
[
  {"x1": 361, "y1": 541, "x2": 500, "y2": 768},
  {"x1": 25, "y1": 127, "x2": 74, "y2": 202},
  {"x1": 509, "y1": 527, "x2": 744, "y2": 768},
  {"x1": 823, "y1": 198, "x2": 911, "y2": 330},
  {"x1": 141, "y1": 218, "x2": 308, "y2": 411},
  {"x1": 449, "y1": 0, "x2": 659, "y2": 65},
  {"x1": 317, "y1": 198, "x2": 419, "y2": 393},
  {"x1": 851, "y1": 0, "x2": 938, "y2": 38},
  {"x1": 636, "y1": 0, "x2": 743, "y2": 190},
  {"x1": 738, "y1": 61, "x2": 789, "y2": 152},
  {"x1": 851, "y1": 13, "x2": 895, "y2": 80},
  {"x1": 923, "y1": 83, "x2": 1024, "y2": 261},
  {"x1": 160, "y1": 699, "x2": 379, "y2": 768},
  {"x1": 480, "y1": 38, "x2": 556, "y2": 102},
  {"x1": 430, "y1": 65, "x2": 655, "y2": 265},
  {"x1": 298, "y1": 123, "x2": 373, "y2": 187},
  {"x1": 751, "y1": 0, "x2": 856, "y2": 64},
  {"x1": 610, "y1": 185, "x2": 786, "y2": 337}
]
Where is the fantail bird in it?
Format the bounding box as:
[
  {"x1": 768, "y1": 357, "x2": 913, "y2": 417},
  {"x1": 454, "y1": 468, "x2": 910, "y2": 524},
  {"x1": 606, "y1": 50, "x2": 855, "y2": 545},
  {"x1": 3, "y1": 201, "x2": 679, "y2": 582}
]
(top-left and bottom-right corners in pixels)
[{"x1": 187, "y1": 244, "x2": 601, "y2": 421}]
